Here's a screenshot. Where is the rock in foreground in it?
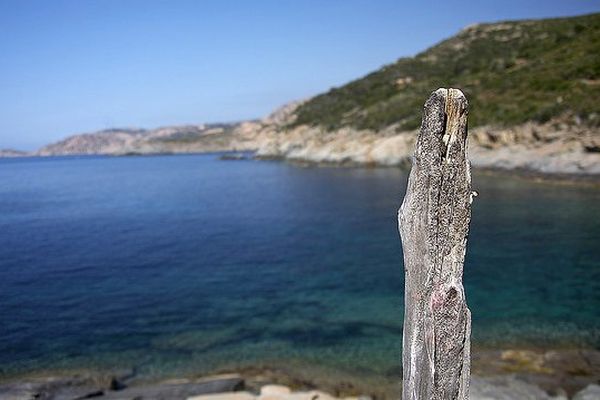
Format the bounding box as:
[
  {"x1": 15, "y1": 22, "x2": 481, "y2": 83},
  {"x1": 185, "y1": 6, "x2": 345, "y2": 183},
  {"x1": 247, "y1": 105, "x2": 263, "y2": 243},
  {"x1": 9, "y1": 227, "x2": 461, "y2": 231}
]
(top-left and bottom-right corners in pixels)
[{"x1": 2, "y1": 373, "x2": 599, "y2": 400}]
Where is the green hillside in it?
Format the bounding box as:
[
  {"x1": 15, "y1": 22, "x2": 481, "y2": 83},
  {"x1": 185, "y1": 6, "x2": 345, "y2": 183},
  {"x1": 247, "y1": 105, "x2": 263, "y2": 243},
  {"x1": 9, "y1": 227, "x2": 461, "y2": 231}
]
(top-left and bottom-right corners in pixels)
[{"x1": 291, "y1": 13, "x2": 600, "y2": 132}]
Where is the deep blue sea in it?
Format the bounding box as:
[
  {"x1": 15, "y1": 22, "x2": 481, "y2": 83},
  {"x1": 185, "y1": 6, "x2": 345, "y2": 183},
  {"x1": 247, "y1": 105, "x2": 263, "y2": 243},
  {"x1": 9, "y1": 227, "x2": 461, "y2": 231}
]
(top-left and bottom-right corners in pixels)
[{"x1": 0, "y1": 154, "x2": 599, "y2": 382}]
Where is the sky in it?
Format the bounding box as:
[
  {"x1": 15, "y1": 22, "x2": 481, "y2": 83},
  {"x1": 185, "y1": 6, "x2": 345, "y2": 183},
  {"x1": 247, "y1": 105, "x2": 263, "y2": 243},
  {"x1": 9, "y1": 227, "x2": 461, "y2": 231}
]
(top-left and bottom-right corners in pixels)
[{"x1": 1, "y1": 0, "x2": 599, "y2": 150}]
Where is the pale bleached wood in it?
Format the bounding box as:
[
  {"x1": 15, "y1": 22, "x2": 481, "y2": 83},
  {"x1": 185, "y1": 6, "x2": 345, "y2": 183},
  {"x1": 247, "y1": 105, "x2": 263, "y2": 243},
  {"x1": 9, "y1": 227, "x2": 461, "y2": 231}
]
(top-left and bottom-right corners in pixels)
[{"x1": 399, "y1": 88, "x2": 473, "y2": 400}]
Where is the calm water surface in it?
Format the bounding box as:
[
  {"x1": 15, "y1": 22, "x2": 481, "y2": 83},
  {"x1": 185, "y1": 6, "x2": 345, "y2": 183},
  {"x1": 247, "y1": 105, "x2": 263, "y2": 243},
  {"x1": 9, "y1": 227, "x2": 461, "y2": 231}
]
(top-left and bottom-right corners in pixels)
[{"x1": 0, "y1": 154, "x2": 599, "y2": 381}]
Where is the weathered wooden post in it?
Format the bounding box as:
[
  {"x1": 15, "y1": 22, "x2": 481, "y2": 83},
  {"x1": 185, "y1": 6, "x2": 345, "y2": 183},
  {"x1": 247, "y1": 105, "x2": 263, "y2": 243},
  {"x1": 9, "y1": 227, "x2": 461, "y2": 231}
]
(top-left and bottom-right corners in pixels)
[{"x1": 399, "y1": 88, "x2": 473, "y2": 400}]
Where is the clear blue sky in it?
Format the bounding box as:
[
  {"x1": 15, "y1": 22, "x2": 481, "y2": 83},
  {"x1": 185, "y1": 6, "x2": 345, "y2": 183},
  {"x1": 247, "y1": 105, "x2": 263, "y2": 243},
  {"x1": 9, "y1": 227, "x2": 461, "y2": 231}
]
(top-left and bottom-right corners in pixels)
[{"x1": 1, "y1": 0, "x2": 598, "y2": 150}]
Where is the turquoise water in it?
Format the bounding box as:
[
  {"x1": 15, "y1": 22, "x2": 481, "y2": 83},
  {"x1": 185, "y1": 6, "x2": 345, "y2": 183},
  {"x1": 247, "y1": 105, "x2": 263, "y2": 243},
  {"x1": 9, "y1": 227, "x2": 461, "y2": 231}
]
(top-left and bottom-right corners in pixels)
[{"x1": 0, "y1": 154, "x2": 598, "y2": 381}]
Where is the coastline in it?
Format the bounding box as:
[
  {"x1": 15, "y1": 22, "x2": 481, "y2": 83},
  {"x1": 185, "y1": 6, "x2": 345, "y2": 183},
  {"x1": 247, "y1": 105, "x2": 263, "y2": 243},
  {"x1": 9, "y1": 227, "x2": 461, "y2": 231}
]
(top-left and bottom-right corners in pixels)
[
  {"x1": 4, "y1": 115, "x2": 600, "y2": 186},
  {"x1": 1, "y1": 346, "x2": 599, "y2": 399},
  {"x1": 252, "y1": 154, "x2": 600, "y2": 187},
  {"x1": 3, "y1": 150, "x2": 600, "y2": 187}
]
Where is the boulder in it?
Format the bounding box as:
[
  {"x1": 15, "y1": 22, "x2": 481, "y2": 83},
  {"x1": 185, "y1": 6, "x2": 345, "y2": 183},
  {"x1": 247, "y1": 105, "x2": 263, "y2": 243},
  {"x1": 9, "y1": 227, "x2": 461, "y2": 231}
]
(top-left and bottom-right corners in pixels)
[
  {"x1": 260, "y1": 385, "x2": 292, "y2": 396},
  {"x1": 573, "y1": 384, "x2": 600, "y2": 400},
  {"x1": 101, "y1": 374, "x2": 244, "y2": 400},
  {"x1": 187, "y1": 392, "x2": 256, "y2": 400},
  {"x1": 470, "y1": 376, "x2": 564, "y2": 400}
]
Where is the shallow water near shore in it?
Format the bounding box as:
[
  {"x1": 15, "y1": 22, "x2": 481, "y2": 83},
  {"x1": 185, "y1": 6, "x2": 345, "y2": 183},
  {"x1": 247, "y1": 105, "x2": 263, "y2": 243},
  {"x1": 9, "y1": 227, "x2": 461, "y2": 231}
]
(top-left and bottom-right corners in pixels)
[{"x1": 0, "y1": 154, "x2": 599, "y2": 384}]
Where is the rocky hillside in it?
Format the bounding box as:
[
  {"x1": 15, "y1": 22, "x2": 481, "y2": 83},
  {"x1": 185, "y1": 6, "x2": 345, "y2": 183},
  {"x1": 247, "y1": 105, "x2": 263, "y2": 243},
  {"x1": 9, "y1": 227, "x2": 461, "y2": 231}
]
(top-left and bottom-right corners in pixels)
[
  {"x1": 292, "y1": 12, "x2": 600, "y2": 131},
  {"x1": 0, "y1": 149, "x2": 28, "y2": 157},
  {"x1": 253, "y1": 13, "x2": 600, "y2": 177},
  {"x1": 35, "y1": 124, "x2": 258, "y2": 156}
]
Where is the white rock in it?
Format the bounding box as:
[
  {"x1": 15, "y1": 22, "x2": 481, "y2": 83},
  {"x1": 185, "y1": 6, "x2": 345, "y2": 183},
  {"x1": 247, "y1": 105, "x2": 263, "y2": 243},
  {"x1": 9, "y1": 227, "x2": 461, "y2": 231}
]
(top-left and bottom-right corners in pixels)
[
  {"x1": 573, "y1": 384, "x2": 600, "y2": 400},
  {"x1": 260, "y1": 385, "x2": 292, "y2": 396},
  {"x1": 187, "y1": 391, "x2": 256, "y2": 400},
  {"x1": 470, "y1": 376, "x2": 556, "y2": 400},
  {"x1": 285, "y1": 390, "x2": 338, "y2": 400}
]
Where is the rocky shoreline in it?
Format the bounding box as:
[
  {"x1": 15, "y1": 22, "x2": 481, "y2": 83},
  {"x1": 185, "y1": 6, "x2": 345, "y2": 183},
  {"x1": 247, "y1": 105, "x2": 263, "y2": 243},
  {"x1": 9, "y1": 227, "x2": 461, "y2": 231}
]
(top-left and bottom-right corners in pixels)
[
  {"x1": 2, "y1": 370, "x2": 599, "y2": 400},
  {"x1": 246, "y1": 119, "x2": 600, "y2": 179},
  {"x1": 3, "y1": 101, "x2": 600, "y2": 182},
  {"x1": 1, "y1": 348, "x2": 599, "y2": 400}
]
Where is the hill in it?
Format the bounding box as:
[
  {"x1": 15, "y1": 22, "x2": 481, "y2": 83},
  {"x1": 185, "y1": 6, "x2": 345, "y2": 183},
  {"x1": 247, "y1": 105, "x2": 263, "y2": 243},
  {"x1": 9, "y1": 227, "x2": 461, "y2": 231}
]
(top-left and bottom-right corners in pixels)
[
  {"x1": 291, "y1": 12, "x2": 600, "y2": 132},
  {"x1": 0, "y1": 149, "x2": 28, "y2": 157},
  {"x1": 34, "y1": 124, "x2": 254, "y2": 156},
  {"x1": 251, "y1": 12, "x2": 600, "y2": 177}
]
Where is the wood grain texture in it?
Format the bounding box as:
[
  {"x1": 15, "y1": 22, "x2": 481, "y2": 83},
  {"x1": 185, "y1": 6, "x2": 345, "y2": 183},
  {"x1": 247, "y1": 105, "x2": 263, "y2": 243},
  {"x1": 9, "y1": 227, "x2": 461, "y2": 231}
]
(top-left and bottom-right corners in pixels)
[{"x1": 399, "y1": 88, "x2": 473, "y2": 400}]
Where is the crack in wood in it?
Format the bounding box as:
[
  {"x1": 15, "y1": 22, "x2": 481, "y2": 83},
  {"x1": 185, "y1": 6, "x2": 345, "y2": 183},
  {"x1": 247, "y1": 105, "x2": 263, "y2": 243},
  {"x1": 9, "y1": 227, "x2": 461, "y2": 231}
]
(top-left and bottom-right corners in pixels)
[{"x1": 399, "y1": 88, "x2": 472, "y2": 400}]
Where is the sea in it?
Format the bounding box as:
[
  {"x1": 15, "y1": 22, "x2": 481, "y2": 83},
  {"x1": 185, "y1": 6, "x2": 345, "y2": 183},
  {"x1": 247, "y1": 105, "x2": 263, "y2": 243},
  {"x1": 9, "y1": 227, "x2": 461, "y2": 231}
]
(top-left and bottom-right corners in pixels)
[{"x1": 0, "y1": 154, "x2": 598, "y2": 383}]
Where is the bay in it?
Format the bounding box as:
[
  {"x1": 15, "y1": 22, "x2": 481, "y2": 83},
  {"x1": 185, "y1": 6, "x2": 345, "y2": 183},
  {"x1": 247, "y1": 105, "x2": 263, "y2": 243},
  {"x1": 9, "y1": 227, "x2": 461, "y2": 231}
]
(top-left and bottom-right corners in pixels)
[{"x1": 0, "y1": 154, "x2": 598, "y2": 381}]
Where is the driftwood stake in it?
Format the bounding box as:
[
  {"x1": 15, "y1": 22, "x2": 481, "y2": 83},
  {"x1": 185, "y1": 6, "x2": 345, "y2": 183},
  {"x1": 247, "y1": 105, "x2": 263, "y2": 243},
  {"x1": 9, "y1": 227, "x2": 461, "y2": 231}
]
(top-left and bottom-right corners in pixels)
[{"x1": 399, "y1": 88, "x2": 473, "y2": 400}]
